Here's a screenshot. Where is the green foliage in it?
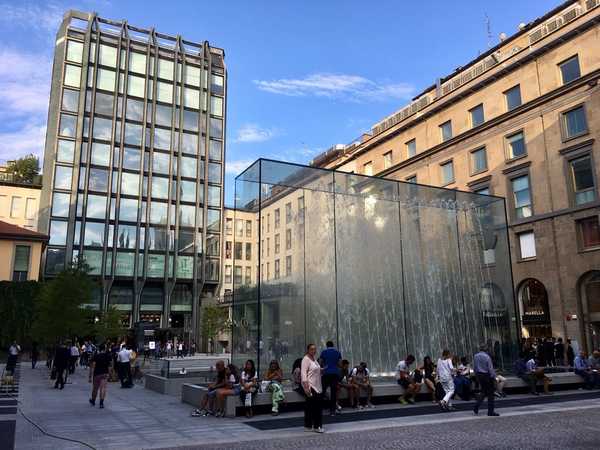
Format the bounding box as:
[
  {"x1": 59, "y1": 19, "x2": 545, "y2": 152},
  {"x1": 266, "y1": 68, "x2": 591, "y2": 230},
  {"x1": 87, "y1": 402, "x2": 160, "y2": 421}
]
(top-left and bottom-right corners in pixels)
[
  {"x1": 0, "y1": 281, "x2": 40, "y2": 349},
  {"x1": 32, "y1": 262, "x2": 94, "y2": 345},
  {"x1": 92, "y1": 306, "x2": 124, "y2": 343},
  {"x1": 201, "y1": 304, "x2": 230, "y2": 352},
  {"x1": 6, "y1": 154, "x2": 40, "y2": 182}
]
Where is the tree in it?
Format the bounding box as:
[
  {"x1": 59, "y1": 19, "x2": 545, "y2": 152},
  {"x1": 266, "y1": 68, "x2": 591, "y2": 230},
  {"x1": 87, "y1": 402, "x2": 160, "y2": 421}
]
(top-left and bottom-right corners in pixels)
[
  {"x1": 32, "y1": 261, "x2": 94, "y2": 345},
  {"x1": 6, "y1": 154, "x2": 40, "y2": 183},
  {"x1": 0, "y1": 281, "x2": 40, "y2": 349},
  {"x1": 201, "y1": 304, "x2": 230, "y2": 353},
  {"x1": 92, "y1": 306, "x2": 124, "y2": 344}
]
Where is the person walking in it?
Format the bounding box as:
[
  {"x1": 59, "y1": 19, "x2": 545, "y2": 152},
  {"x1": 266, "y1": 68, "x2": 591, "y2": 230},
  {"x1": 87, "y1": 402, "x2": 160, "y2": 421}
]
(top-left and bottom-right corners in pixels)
[
  {"x1": 302, "y1": 343, "x2": 324, "y2": 433},
  {"x1": 473, "y1": 344, "x2": 499, "y2": 417},
  {"x1": 89, "y1": 344, "x2": 112, "y2": 408},
  {"x1": 117, "y1": 345, "x2": 133, "y2": 388},
  {"x1": 6, "y1": 341, "x2": 21, "y2": 372},
  {"x1": 30, "y1": 342, "x2": 39, "y2": 370},
  {"x1": 436, "y1": 350, "x2": 456, "y2": 411},
  {"x1": 69, "y1": 342, "x2": 80, "y2": 374},
  {"x1": 319, "y1": 340, "x2": 342, "y2": 416},
  {"x1": 53, "y1": 342, "x2": 70, "y2": 389}
]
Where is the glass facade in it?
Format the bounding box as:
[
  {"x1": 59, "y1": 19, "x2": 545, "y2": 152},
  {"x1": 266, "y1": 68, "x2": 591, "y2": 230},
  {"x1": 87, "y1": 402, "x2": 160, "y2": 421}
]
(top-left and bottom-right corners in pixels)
[
  {"x1": 41, "y1": 13, "x2": 226, "y2": 330},
  {"x1": 233, "y1": 159, "x2": 518, "y2": 376}
]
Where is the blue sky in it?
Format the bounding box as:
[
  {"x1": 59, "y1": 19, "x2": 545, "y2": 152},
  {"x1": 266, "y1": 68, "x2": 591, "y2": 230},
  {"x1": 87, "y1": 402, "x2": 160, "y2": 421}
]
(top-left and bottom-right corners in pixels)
[{"x1": 0, "y1": 0, "x2": 559, "y2": 205}]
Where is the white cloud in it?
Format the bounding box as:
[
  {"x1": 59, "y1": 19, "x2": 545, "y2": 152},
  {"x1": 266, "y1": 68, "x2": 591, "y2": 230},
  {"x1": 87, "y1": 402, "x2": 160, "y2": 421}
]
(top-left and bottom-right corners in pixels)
[
  {"x1": 234, "y1": 124, "x2": 278, "y2": 143},
  {"x1": 0, "y1": 121, "x2": 47, "y2": 163},
  {"x1": 254, "y1": 73, "x2": 415, "y2": 102},
  {"x1": 225, "y1": 159, "x2": 255, "y2": 175},
  {"x1": 0, "y1": 2, "x2": 64, "y2": 33}
]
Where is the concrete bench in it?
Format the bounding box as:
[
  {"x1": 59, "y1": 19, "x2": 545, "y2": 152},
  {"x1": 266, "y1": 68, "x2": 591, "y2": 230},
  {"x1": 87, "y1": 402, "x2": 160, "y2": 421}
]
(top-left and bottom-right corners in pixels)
[{"x1": 181, "y1": 372, "x2": 584, "y2": 418}]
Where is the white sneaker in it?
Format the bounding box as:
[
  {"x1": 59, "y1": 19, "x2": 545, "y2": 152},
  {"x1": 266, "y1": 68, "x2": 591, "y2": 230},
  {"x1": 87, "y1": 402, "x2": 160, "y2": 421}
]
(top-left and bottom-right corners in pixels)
[
  {"x1": 304, "y1": 427, "x2": 313, "y2": 432},
  {"x1": 314, "y1": 427, "x2": 325, "y2": 433},
  {"x1": 367, "y1": 402, "x2": 375, "y2": 409}
]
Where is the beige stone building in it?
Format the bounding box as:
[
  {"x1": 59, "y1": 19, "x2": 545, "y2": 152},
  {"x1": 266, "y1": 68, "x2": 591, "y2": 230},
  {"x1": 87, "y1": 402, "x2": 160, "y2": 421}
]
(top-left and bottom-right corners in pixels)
[
  {"x1": 314, "y1": 0, "x2": 600, "y2": 352},
  {"x1": 0, "y1": 165, "x2": 42, "y2": 231},
  {"x1": 0, "y1": 220, "x2": 48, "y2": 281}
]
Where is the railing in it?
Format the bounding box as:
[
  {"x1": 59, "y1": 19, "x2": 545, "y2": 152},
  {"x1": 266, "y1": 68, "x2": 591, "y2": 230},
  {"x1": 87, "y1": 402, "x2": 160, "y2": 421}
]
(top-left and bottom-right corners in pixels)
[
  {"x1": 147, "y1": 356, "x2": 231, "y2": 379},
  {"x1": 0, "y1": 172, "x2": 42, "y2": 186}
]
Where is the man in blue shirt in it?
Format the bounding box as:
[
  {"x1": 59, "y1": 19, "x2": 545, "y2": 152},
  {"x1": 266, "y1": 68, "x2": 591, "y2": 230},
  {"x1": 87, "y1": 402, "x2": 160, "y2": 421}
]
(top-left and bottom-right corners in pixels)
[
  {"x1": 320, "y1": 341, "x2": 341, "y2": 416},
  {"x1": 473, "y1": 344, "x2": 499, "y2": 417},
  {"x1": 575, "y1": 351, "x2": 598, "y2": 389}
]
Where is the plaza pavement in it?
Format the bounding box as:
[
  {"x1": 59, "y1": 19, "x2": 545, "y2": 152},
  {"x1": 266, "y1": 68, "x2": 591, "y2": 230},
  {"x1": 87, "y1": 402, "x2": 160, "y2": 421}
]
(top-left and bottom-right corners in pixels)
[{"x1": 12, "y1": 363, "x2": 600, "y2": 450}]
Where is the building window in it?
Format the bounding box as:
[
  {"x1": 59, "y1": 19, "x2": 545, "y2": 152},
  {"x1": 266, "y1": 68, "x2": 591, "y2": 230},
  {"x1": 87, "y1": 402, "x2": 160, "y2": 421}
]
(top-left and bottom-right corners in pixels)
[
  {"x1": 286, "y1": 229, "x2": 292, "y2": 250},
  {"x1": 286, "y1": 255, "x2": 292, "y2": 277},
  {"x1": 518, "y1": 231, "x2": 536, "y2": 259},
  {"x1": 298, "y1": 197, "x2": 305, "y2": 224},
  {"x1": 12, "y1": 245, "x2": 30, "y2": 281},
  {"x1": 285, "y1": 203, "x2": 292, "y2": 224},
  {"x1": 470, "y1": 104, "x2": 484, "y2": 128},
  {"x1": 559, "y1": 55, "x2": 581, "y2": 85},
  {"x1": 266, "y1": 214, "x2": 270, "y2": 232},
  {"x1": 245, "y1": 266, "x2": 252, "y2": 285},
  {"x1": 383, "y1": 151, "x2": 393, "y2": 169},
  {"x1": 440, "y1": 160, "x2": 454, "y2": 185},
  {"x1": 234, "y1": 242, "x2": 243, "y2": 260},
  {"x1": 471, "y1": 147, "x2": 487, "y2": 174},
  {"x1": 234, "y1": 266, "x2": 242, "y2": 285},
  {"x1": 266, "y1": 237, "x2": 270, "y2": 256},
  {"x1": 266, "y1": 262, "x2": 270, "y2": 280},
  {"x1": 578, "y1": 216, "x2": 600, "y2": 250},
  {"x1": 474, "y1": 187, "x2": 490, "y2": 196},
  {"x1": 225, "y1": 241, "x2": 232, "y2": 259},
  {"x1": 406, "y1": 139, "x2": 416, "y2": 158},
  {"x1": 10, "y1": 196, "x2": 23, "y2": 218},
  {"x1": 570, "y1": 155, "x2": 596, "y2": 205},
  {"x1": 225, "y1": 218, "x2": 232, "y2": 235},
  {"x1": 274, "y1": 259, "x2": 280, "y2": 279},
  {"x1": 506, "y1": 131, "x2": 526, "y2": 159},
  {"x1": 274, "y1": 234, "x2": 280, "y2": 254},
  {"x1": 363, "y1": 161, "x2": 373, "y2": 176},
  {"x1": 504, "y1": 85, "x2": 522, "y2": 111},
  {"x1": 406, "y1": 175, "x2": 417, "y2": 184},
  {"x1": 274, "y1": 208, "x2": 280, "y2": 229},
  {"x1": 562, "y1": 105, "x2": 588, "y2": 140},
  {"x1": 245, "y1": 220, "x2": 252, "y2": 237},
  {"x1": 512, "y1": 175, "x2": 532, "y2": 219},
  {"x1": 235, "y1": 219, "x2": 244, "y2": 238},
  {"x1": 439, "y1": 120, "x2": 452, "y2": 142},
  {"x1": 245, "y1": 243, "x2": 252, "y2": 261}
]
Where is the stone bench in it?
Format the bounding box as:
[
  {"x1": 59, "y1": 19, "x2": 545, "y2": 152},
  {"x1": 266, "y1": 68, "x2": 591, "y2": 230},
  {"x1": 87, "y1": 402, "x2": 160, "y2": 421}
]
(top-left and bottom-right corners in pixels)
[{"x1": 181, "y1": 372, "x2": 584, "y2": 418}]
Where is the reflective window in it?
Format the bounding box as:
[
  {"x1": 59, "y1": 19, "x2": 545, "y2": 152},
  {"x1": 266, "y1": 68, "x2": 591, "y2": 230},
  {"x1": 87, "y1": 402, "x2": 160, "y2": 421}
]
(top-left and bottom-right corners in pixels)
[
  {"x1": 119, "y1": 198, "x2": 139, "y2": 222},
  {"x1": 124, "y1": 123, "x2": 143, "y2": 146},
  {"x1": 179, "y1": 204, "x2": 196, "y2": 227},
  {"x1": 56, "y1": 139, "x2": 75, "y2": 163},
  {"x1": 115, "y1": 252, "x2": 135, "y2": 276},
  {"x1": 126, "y1": 98, "x2": 144, "y2": 122},
  {"x1": 59, "y1": 114, "x2": 77, "y2": 137},
  {"x1": 184, "y1": 88, "x2": 200, "y2": 109},
  {"x1": 512, "y1": 175, "x2": 532, "y2": 218},
  {"x1": 505, "y1": 85, "x2": 522, "y2": 111},
  {"x1": 563, "y1": 106, "x2": 588, "y2": 139},
  {"x1": 207, "y1": 209, "x2": 220, "y2": 232},
  {"x1": 129, "y1": 52, "x2": 146, "y2": 74},
  {"x1": 439, "y1": 120, "x2": 452, "y2": 142},
  {"x1": 570, "y1": 155, "x2": 596, "y2": 205},
  {"x1": 117, "y1": 225, "x2": 136, "y2": 249},
  {"x1": 155, "y1": 104, "x2": 172, "y2": 127},
  {"x1": 97, "y1": 68, "x2": 116, "y2": 91},
  {"x1": 54, "y1": 166, "x2": 72, "y2": 190},
  {"x1": 406, "y1": 139, "x2": 417, "y2": 158},
  {"x1": 441, "y1": 160, "x2": 454, "y2": 185},
  {"x1": 559, "y1": 55, "x2": 581, "y2": 84},
  {"x1": 84, "y1": 222, "x2": 105, "y2": 246},
  {"x1": 208, "y1": 185, "x2": 221, "y2": 207},
  {"x1": 88, "y1": 168, "x2": 108, "y2": 192},
  {"x1": 127, "y1": 75, "x2": 145, "y2": 98},
  {"x1": 209, "y1": 140, "x2": 221, "y2": 161},
  {"x1": 181, "y1": 132, "x2": 198, "y2": 154},
  {"x1": 120, "y1": 172, "x2": 139, "y2": 196},
  {"x1": 51, "y1": 192, "x2": 70, "y2": 217},
  {"x1": 470, "y1": 104, "x2": 484, "y2": 128},
  {"x1": 180, "y1": 156, "x2": 197, "y2": 178},
  {"x1": 66, "y1": 40, "x2": 83, "y2": 63},
  {"x1": 62, "y1": 89, "x2": 79, "y2": 112},
  {"x1": 149, "y1": 202, "x2": 168, "y2": 225},
  {"x1": 95, "y1": 92, "x2": 114, "y2": 116},
  {"x1": 210, "y1": 96, "x2": 223, "y2": 117},
  {"x1": 507, "y1": 131, "x2": 526, "y2": 159},
  {"x1": 471, "y1": 147, "x2": 487, "y2": 174},
  {"x1": 122, "y1": 147, "x2": 141, "y2": 170},
  {"x1": 179, "y1": 180, "x2": 196, "y2": 202},
  {"x1": 99, "y1": 44, "x2": 117, "y2": 67},
  {"x1": 49, "y1": 220, "x2": 68, "y2": 245},
  {"x1": 64, "y1": 64, "x2": 81, "y2": 88},
  {"x1": 152, "y1": 152, "x2": 170, "y2": 175},
  {"x1": 157, "y1": 81, "x2": 173, "y2": 103},
  {"x1": 208, "y1": 163, "x2": 221, "y2": 183},
  {"x1": 154, "y1": 128, "x2": 171, "y2": 150},
  {"x1": 147, "y1": 227, "x2": 168, "y2": 251},
  {"x1": 152, "y1": 176, "x2": 169, "y2": 199},
  {"x1": 211, "y1": 74, "x2": 224, "y2": 95},
  {"x1": 45, "y1": 247, "x2": 66, "y2": 274},
  {"x1": 86, "y1": 194, "x2": 107, "y2": 219},
  {"x1": 210, "y1": 118, "x2": 222, "y2": 138},
  {"x1": 90, "y1": 142, "x2": 111, "y2": 166},
  {"x1": 183, "y1": 110, "x2": 199, "y2": 132},
  {"x1": 82, "y1": 250, "x2": 102, "y2": 275},
  {"x1": 158, "y1": 58, "x2": 174, "y2": 80},
  {"x1": 206, "y1": 234, "x2": 220, "y2": 257},
  {"x1": 93, "y1": 117, "x2": 113, "y2": 141},
  {"x1": 185, "y1": 65, "x2": 201, "y2": 86}
]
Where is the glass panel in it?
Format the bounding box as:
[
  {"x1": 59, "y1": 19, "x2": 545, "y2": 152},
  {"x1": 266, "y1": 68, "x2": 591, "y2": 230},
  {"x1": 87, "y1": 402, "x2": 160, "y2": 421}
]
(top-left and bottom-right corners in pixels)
[
  {"x1": 97, "y1": 68, "x2": 116, "y2": 91},
  {"x1": 505, "y1": 85, "x2": 521, "y2": 110},
  {"x1": 45, "y1": 248, "x2": 66, "y2": 274},
  {"x1": 56, "y1": 139, "x2": 75, "y2": 163},
  {"x1": 208, "y1": 185, "x2": 220, "y2": 207},
  {"x1": 560, "y1": 56, "x2": 581, "y2": 84},
  {"x1": 210, "y1": 96, "x2": 223, "y2": 117},
  {"x1": 183, "y1": 110, "x2": 199, "y2": 131},
  {"x1": 179, "y1": 180, "x2": 196, "y2": 202},
  {"x1": 184, "y1": 87, "x2": 200, "y2": 109},
  {"x1": 54, "y1": 166, "x2": 73, "y2": 190},
  {"x1": 64, "y1": 64, "x2": 81, "y2": 88},
  {"x1": 441, "y1": 161, "x2": 454, "y2": 184},
  {"x1": 149, "y1": 202, "x2": 168, "y2": 224},
  {"x1": 122, "y1": 147, "x2": 141, "y2": 170},
  {"x1": 59, "y1": 114, "x2": 77, "y2": 137},
  {"x1": 507, "y1": 132, "x2": 526, "y2": 158},
  {"x1": 211, "y1": 74, "x2": 224, "y2": 95},
  {"x1": 86, "y1": 194, "x2": 107, "y2": 219},
  {"x1": 179, "y1": 204, "x2": 196, "y2": 227},
  {"x1": 153, "y1": 128, "x2": 171, "y2": 150},
  {"x1": 90, "y1": 142, "x2": 111, "y2": 166},
  {"x1": 158, "y1": 58, "x2": 174, "y2": 80},
  {"x1": 154, "y1": 104, "x2": 172, "y2": 127},
  {"x1": 208, "y1": 163, "x2": 221, "y2": 183},
  {"x1": 93, "y1": 117, "x2": 112, "y2": 141},
  {"x1": 49, "y1": 220, "x2": 68, "y2": 245},
  {"x1": 116, "y1": 225, "x2": 136, "y2": 249},
  {"x1": 88, "y1": 168, "x2": 108, "y2": 192},
  {"x1": 126, "y1": 98, "x2": 144, "y2": 122},
  {"x1": 115, "y1": 252, "x2": 135, "y2": 276},
  {"x1": 157, "y1": 81, "x2": 173, "y2": 103},
  {"x1": 440, "y1": 120, "x2": 452, "y2": 142},
  {"x1": 129, "y1": 52, "x2": 146, "y2": 74},
  {"x1": 470, "y1": 104, "x2": 484, "y2": 127},
  {"x1": 152, "y1": 176, "x2": 169, "y2": 199},
  {"x1": 121, "y1": 172, "x2": 139, "y2": 196},
  {"x1": 207, "y1": 209, "x2": 220, "y2": 232},
  {"x1": 209, "y1": 140, "x2": 221, "y2": 161},
  {"x1": 565, "y1": 107, "x2": 587, "y2": 138},
  {"x1": 95, "y1": 92, "x2": 114, "y2": 116},
  {"x1": 152, "y1": 152, "x2": 170, "y2": 175},
  {"x1": 147, "y1": 255, "x2": 165, "y2": 278},
  {"x1": 82, "y1": 250, "x2": 103, "y2": 275},
  {"x1": 127, "y1": 75, "x2": 145, "y2": 98},
  {"x1": 180, "y1": 156, "x2": 197, "y2": 178},
  {"x1": 99, "y1": 44, "x2": 118, "y2": 67},
  {"x1": 66, "y1": 40, "x2": 83, "y2": 63},
  {"x1": 84, "y1": 222, "x2": 105, "y2": 246},
  {"x1": 51, "y1": 192, "x2": 70, "y2": 217},
  {"x1": 61, "y1": 89, "x2": 79, "y2": 112},
  {"x1": 124, "y1": 123, "x2": 142, "y2": 146},
  {"x1": 210, "y1": 118, "x2": 222, "y2": 138},
  {"x1": 186, "y1": 65, "x2": 201, "y2": 86},
  {"x1": 472, "y1": 148, "x2": 487, "y2": 173}
]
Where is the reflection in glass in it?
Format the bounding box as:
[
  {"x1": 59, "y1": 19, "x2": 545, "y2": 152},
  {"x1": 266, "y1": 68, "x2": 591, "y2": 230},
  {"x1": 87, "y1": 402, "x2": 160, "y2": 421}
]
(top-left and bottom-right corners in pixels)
[
  {"x1": 62, "y1": 89, "x2": 79, "y2": 112},
  {"x1": 210, "y1": 96, "x2": 223, "y2": 117},
  {"x1": 66, "y1": 40, "x2": 83, "y2": 63},
  {"x1": 51, "y1": 192, "x2": 70, "y2": 217},
  {"x1": 124, "y1": 123, "x2": 142, "y2": 146},
  {"x1": 155, "y1": 104, "x2": 172, "y2": 127},
  {"x1": 129, "y1": 52, "x2": 146, "y2": 74},
  {"x1": 183, "y1": 110, "x2": 199, "y2": 131},
  {"x1": 64, "y1": 65, "x2": 81, "y2": 88},
  {"x1": 179, "y1": 204, "x2": 196, "y2": 227},
  {"x1": 210, "y1": 118, "x2": 222, "y2": 138},
  {"x1": 206, "y1": 234, "x2": 220, "y2": 256},
  {"x1": 208, "y1": 163, "x2": 221, "y2": 183},
  {"x1": 115, "y1": 252, "x2": 135, "y2": 276},
  {"x1": 93, "y1": 117, "x2": 112, "y2": 141},
  {"x1": 86, "y1": 194, "x2": 107, "y2": 219},
  {"x1": 180, "y1": 156, "x2": 197, "y2": 178},
  {"x1": 122, "y1": 147, "x2": 141, "y2": 170},
  {"x1": 121, "y1": 172, "x2": 139, "y2": 196},
  {"x1": 154, "y1": 128, "x2": 171, "y2": 150},
  {"x1": 59, "y1": 114, "x2": 77, "y2": 137},
  {"x1": 209, "y1": 140, "x2": 221, "y2": 161},
  {"x1": 117, "y1": 225, "x2": 136, "y2": 249},
  {"x1": 148, "y1": 226, "x2": 170, "y2": 251},
  {"x1": 45, "y1": 247, "x2": 66, "y2": 274},
  {"x1": 126, "y1": 98, "x2": 144, "y2": 122},
  {"x1": 149, "y1": 202, "x2": 168, "y2": 225},
  {"x1": 178, "y1": 229, "x2": 195, "y2": 253},
  {"x1": 56, "y1": 139, "x2": 75, "y2": 163},
  {"x1": 208, "y1": 186, "x2": 220, "y2": 207},
  {"x1": 147, "y1": 254, "x2": 165, "y2": 278},
  {"x1": 152, "y1": 152, "x2": 170, "y2": 174},
  {"x1": 152, "y1": 176, "x2": 169, "y2": 199},
  {"x1": 119, "y1": 198, "x2": 138, "y2": 222},
  {"x1": 49, "y1": 220, "x2": 68, "y2": 245},
  {"x1": 84, "y1": 222, "x2": 105, "y2": 246},
  {"x1": 207, "y1": 208, "x2": 220, "y2": 232},
  {"x1": 95, "y1": 92, "x2": 114, "y2": 116},
  {"x1": 181, "y1": 132, "x2": 198, "y2": 154},
  {"x1": 96, "y1": 68, "x2": 116, "y2": 91},
  {"x1": 179, "y1": 180, "x2": 196, "y2": 202},
  {"x1": 127, "y1": 75, "x2": 145, "y2": 98},
  {"x1": 54, "y1": 166, "x2": 73, "y2": 190},
  {"x1": 90, "y1": 142, "x2": 110, "y2": 166},
  {"x1": 88, "y1": 168, "x2": 108, "y2": 192}
]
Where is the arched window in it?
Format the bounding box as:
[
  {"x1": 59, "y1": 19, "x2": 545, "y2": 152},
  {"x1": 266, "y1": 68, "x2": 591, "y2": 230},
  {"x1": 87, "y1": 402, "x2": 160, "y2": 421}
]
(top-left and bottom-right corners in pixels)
[
  {"x1": 579, "y1": 271, "x2": 600, "y2": 352},
  {"x1": 518, "y1": 278, "x2": 551, "y2": 338}
]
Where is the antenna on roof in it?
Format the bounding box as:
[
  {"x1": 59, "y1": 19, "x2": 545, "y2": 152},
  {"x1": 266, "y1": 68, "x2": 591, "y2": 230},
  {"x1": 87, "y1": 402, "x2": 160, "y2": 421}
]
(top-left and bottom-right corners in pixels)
[{"x1": 485, "y1": 13, "x2": 493, "y2": 48}]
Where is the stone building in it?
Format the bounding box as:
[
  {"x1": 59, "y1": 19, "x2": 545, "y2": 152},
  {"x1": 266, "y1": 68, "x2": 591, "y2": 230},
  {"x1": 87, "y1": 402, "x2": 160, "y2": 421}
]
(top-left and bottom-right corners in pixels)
[{"x1": 314, "y1": 0, "x2": 600, "y2": 352}]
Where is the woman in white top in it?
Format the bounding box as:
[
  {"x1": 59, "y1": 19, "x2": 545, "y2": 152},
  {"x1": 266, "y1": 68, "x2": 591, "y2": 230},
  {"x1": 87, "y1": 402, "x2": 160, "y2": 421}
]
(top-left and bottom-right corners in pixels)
[
  {"x1": 301, "y1": 344, "x2": 324, "y2": 433},
  {"x1": 436, "y1": 349, "x2": 456, "y2": 411}
]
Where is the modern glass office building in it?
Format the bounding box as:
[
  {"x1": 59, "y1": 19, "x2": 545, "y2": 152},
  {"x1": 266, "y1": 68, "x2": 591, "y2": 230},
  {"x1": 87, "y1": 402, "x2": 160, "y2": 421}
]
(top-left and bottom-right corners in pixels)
[
  {"x1": 232, "y1": 159, "x2": 519, "y2": 375},
  {"x1": 39, "y1": 11, "x2": 226, "y2": 333}
]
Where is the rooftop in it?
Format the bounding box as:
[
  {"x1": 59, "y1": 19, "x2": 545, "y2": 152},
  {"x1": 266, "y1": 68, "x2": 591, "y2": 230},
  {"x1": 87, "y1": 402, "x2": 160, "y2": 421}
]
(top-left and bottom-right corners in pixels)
[{"x1": 0, "y1": 220, "x2": 48, "y2": 242}]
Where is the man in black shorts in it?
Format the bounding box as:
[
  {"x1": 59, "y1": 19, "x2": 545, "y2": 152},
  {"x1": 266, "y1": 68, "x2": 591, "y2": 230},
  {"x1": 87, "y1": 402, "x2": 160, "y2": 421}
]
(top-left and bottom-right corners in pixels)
[{"x1": 89, "y1": 344, "x2": 112, "y2": 408}]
